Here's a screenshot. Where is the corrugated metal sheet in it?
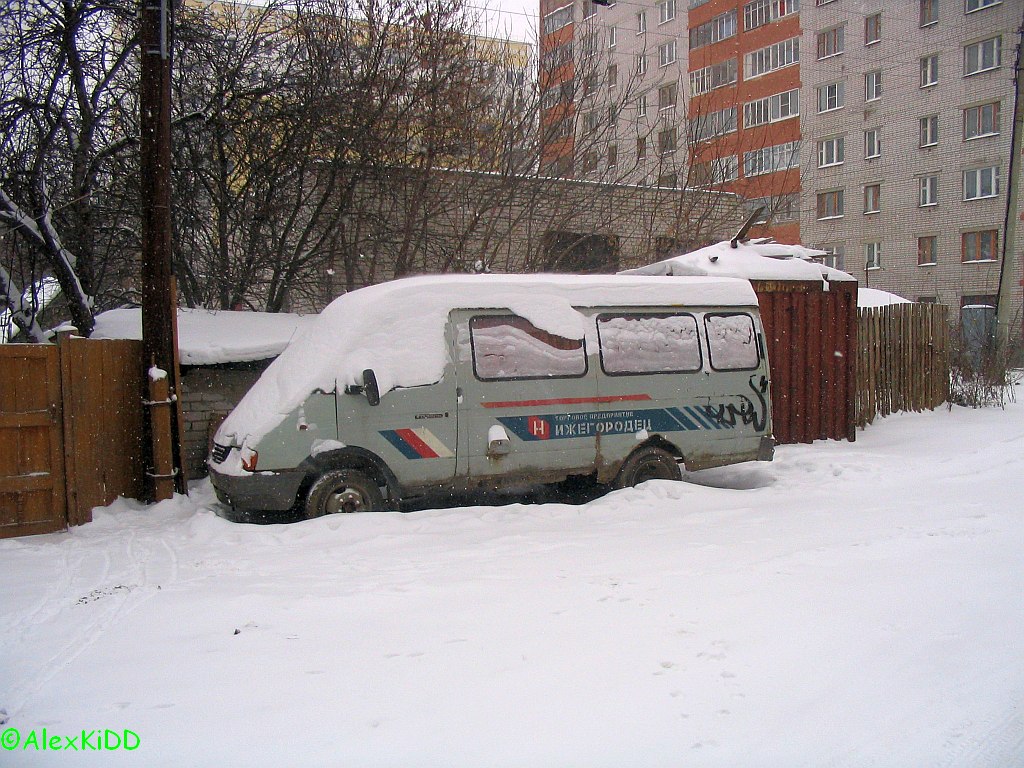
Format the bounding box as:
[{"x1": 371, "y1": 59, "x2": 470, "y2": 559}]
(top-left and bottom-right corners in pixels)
[{"x1": 754, "y1": 280, "x2": 858, "y2": 444}]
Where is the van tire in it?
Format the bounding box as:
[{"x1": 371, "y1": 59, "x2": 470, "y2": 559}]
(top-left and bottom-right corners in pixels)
[
  {"x1": 613, "y1": 445, "x2": 681, "y2": 489},
  {"x1": 305, "y1": 469, "x2": 386, "y2": 517}
]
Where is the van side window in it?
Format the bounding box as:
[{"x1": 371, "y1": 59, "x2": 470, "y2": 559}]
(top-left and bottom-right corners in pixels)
[
  {"x1": 705, "y1": 313, "x2": 759, "y2": 370},
  {"x1": 597, "y1": 313, "x2": 702, "y2": 374},
  {"x1": 470, "y1": 315, "x2": 587, "y2": 380}
]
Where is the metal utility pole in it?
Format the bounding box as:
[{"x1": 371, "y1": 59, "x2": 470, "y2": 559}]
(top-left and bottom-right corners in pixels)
[
  {"x1": 996, "y1": 12, "x2": 1024, "y2": 357},
  {"x1": 140, "y1": 0, "x2": 185, "y2": 498}
]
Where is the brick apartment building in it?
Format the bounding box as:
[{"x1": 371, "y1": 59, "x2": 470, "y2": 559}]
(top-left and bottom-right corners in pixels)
[{"x1": 538, "y1": 0, "x2": 1023, "y2": 328}]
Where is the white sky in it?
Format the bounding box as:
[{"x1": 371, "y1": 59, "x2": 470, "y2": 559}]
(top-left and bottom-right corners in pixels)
[{"x1": 478, "y1": 0, "x2": 537, "y2": 42}]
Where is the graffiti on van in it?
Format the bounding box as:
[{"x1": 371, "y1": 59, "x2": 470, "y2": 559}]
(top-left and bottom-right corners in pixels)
[{"x1": 702, "y1": 375, "x2": 770, "y2": 432}]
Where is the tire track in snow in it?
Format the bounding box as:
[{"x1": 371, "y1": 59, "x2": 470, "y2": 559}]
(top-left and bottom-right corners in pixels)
[{"x1": 4, "y1": 525, "x2": 184, "y2": 717}]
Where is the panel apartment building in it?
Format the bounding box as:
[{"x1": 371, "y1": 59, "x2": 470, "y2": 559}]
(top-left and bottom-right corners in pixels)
[
  {"x1": 538, "y1": 0, "x2": 1023, "y2": 326},
  {"x1": 800, "y1": 0, "x2": 1022, "y2": 324}
]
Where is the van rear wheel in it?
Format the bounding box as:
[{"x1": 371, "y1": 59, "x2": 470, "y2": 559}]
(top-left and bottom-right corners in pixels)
[
  {"x1": 305, "y1": 469, "x2": 385, "y2": 518},
  {"x1": 613, "y1": 446, "x2": 681, "y2": 489}
]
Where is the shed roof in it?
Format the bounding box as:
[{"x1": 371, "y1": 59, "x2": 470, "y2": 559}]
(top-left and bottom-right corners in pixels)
[{"x1": 620, "y1": 238, "x2": 857, "y2": 285}]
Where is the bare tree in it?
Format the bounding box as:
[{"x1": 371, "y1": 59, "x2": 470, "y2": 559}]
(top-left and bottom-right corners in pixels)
[{"x1": 0, "y1": 0, "x2": 140, "y2": 337}]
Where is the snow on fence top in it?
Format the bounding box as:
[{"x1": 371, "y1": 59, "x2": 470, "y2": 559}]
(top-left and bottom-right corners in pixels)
[
  {"x1": 216, "y1": 273, "x2": 758, "y2": 448},
  {"x1": 857, "y1": 288, "x2": 912, "y2": 308},
  {"x1": 91, "y1": 308, "x2": 315, "y2": 365},
  {"x1": 620, "y1": 239, "x2": 856, "y2": 285}
]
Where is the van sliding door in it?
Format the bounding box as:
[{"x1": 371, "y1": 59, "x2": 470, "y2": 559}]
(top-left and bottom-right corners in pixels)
[{"x1": 454, "y1": 312, "x2": 598, "y2": 482}]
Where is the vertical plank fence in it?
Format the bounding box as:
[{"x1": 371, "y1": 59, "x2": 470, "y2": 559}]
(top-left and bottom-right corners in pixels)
[
  {"x1": 1, "y1": 336, "x2": 146, "y2": 538},
  {"x1": 856, "y1": 303, "x2": 950, "y2": 427},
  {"x1": 755, "y1": 279, "x2": 859, "y2": 444}
]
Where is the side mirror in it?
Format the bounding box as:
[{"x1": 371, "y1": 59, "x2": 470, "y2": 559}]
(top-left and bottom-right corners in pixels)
[{"x1": 362, "y1": 368, "x2": 380, "y2": 407}]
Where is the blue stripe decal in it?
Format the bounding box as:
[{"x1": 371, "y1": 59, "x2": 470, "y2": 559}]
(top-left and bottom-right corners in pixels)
[
  {"x1": 686, "y1": 406, "x2": 720, "y2": 430},
  {"x1": 380, "y1": 430, "x2": 422, "y2": 460},
  {"x1": 667, "y1": 407, "x2": 699, "y2": 431}
]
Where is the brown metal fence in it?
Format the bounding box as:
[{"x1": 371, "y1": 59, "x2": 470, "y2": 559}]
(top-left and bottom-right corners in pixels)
[
  {"x1": 0, "y1": 335, "x2": 146, "y2": 538},
  {"x1": 856, "y1": 303, "x2": 950, "y2": 427},
  {"x1": 755, "y1": 280, "x2": 859, "y2": 444}
]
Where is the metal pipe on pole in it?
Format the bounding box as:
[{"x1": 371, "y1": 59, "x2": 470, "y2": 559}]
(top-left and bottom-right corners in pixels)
[{"x1": 140, "y1": 0, "x2": 186, "y2": 499}]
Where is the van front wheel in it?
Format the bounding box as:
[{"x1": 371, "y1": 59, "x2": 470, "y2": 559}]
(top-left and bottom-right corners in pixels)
[
  {"x1": 305, "y1": 469, "x2": 385, "y2": 517},
  {"x1": 613, "y1": 446, "x2": 681, "y2": 489}
]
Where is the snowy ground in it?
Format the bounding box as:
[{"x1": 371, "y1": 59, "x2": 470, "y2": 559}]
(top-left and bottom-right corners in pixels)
[{"x1": 2, "y1": 391, "x2": 1024, "y2": 766}]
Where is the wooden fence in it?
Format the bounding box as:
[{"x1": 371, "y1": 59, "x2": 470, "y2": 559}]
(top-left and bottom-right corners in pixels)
[
  {"x1": 856, "y1": 302, "x2": 950, "y2": 427},
  {"x1": 0, "y1": 335, "x2": 146, "y2": 538}
]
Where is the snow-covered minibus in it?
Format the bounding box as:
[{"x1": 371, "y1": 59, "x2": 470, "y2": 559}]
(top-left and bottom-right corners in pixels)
[{"x1": 208, "y1": 274, "x2": 774, "y2": 519}]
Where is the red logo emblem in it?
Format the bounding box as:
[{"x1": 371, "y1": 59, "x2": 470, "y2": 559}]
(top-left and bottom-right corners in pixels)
[{"x1": 528, "y1": 416, "x2": 550, "y2": 440}]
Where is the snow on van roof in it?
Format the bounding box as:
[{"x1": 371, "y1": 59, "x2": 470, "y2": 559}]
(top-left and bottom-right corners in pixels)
[
  {"x1": 216, "y1": 273, "x2": 758, "y2": 447},
  {"x1": 620, "y1": 239, "x2": 856, "y2": 284},
  {"x1": 92, "y1": 307, "x2": 314, "y2": 365}
]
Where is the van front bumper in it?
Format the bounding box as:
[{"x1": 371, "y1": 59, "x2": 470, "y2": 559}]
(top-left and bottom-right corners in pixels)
[{"x1": 208, "y1": 465, "x2": 307, "y2": 512}]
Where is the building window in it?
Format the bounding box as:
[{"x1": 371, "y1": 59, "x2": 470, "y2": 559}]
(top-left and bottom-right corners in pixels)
[
  {"x1": 608, "y1": 27, "x2": 617, "y2": 49},
  {"x1": 689, "y1": 59, "x2": 737, "y2": 94},
  {"x1": 584, "y1": 1, "x2": 596, "y2": 19},
  {"x1": 966, "y1": 0, "x2": 1001, "y2": 12},
  {"x1": 964, "y1": 37, "x2": 1001, "y2": 75},
  {"x1": 637, "y1": 93, "x2": 648, "y2": 117},
  {"x1": 817, "y1": 25, "x2": 845, "y2": 59},
  {"x1": 658, "y1": 0, "x2": 676, "y2": 24},
  {"x1": 658, "y1": 82, "x2": 678, "y2": 110},
  {"x1": 745, "y1": 37, "x2": 800, "y2": 79},
  {"x1": 817, "y1": 135, "x2": 845, "y2": 167},
  {"x1": 583, "y1": 110, "x2": 601, "y2": 134},
  {"x1": 864, "y1": 128, "x2": 881, "y2": 158},
  {"x1": 637, "y1": 135, "x2": 647, "y2": 159},
  {"x1": 865, "y1": 13, "x2": 881, "y2": 45},
  {"x1": 744, "y1": 89, "x2": 799, "y2": 127},
  {"x1": 720, "y1": 155, "x2": 739, "y2": 182},
  {"x1": 692, "y1": 106, "x2": 737, "y2": 141},
  {"x1": 636, "y1": 10, "x2": 647, "y2": 34},
  {"x1": 580, "y1": 150, "x2": 599, "y2": 174},
  {"x1": 865, "y1": 70, "x2": 882, "y2": 102},
  {"x1": 743, "y1": 141, "x2": 800, "y2": 177},
  {"x1": 607, "y1": 64, "x2": 618, "y2": 89},
  {"x1": 658, "y1": 126, "x2": 677, "y2": 154},
  {"x1": 864, "y1": 184, "x2": 881, "y2": 214},
  {"x1": 919, "y1": 115, "x2": 938, "y2": 147},
  {"x1": 817, "y1": 189, "x2": 844, "y2": 219},
  {"x1": 608, "y1": 144, "x2": 618, "y2": 168},
  {"x1": 744, "y1": 0, "x2": 799, "y2": 31},
  {"x1": 865, "y1": 242, "x2": 882, "y2": 270},
  {"x1": 690, "y1": 10, "x2": 737, "y2": 50},
  {"x1": 918, "y1": 236, "x2": 937, "y2": 266},
  {"x1": 818, "y1": 244, "x2": 845, "y2": 269},
  {"x1": 659, "y1": 39, "x2": 677, "y2": 67},
  {"x1": 919, "y1": 175, "x2": 938, "y2": 206},
  {"x1": 920, "y1": 0, "x2": 938, "y2": 26},
  {"x1": 636, "y1": 52, "x2": 647, "y2": 76},
  {"x1": 920, "y1": 55, "x2": 938, "y2": 87},
  {"x1": 964, "y1": 102, "x2": 1000, "y2": 139},
  {"x1": 963, "y1": 167, "x2": 999, "y2": 200},
  {"x1": 962, "y1": 230, "x2": 998, "y2": 261},
  {"x1": 542, "y1": 5, "x2": 573, "y2": 35},
  {"x1": 817, "y1": 81, "x2": 844, "y2": 112}
]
